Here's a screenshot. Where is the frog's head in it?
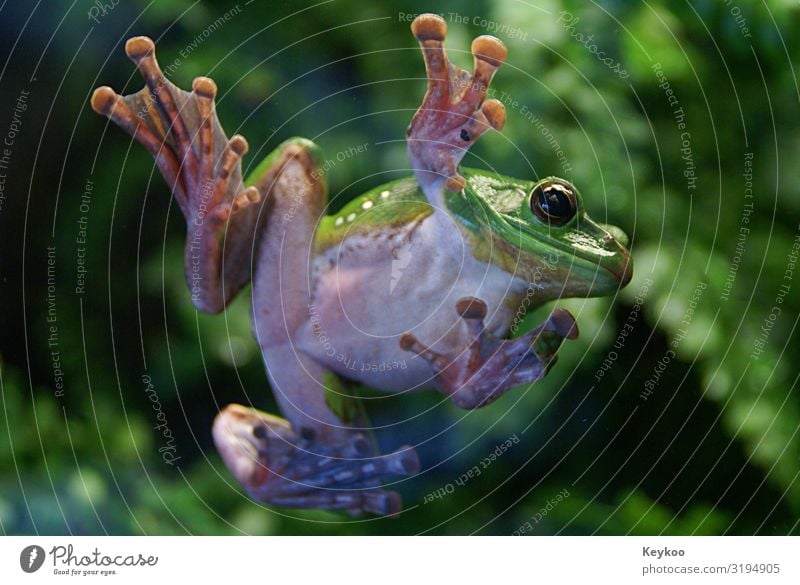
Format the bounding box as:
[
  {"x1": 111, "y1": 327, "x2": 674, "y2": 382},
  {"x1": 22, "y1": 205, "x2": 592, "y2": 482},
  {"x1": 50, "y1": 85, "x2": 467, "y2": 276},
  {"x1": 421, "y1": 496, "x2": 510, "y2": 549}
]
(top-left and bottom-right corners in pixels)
[{"x1": 456, "y1": 174, "x2": 632, "y2": 304}]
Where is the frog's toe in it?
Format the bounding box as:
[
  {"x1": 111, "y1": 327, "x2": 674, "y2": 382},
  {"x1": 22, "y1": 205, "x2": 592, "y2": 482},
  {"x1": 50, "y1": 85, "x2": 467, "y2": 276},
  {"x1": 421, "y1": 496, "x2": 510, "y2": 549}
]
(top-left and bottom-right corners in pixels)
[
  {"x1": 455, "y1": 296, "x2": 488, "y2": 319},
  {"x1": 270, "y1": 488, "x2": 403, "y2": 517},
  {"x1": 410, "y1": 13, "x2": 447, "y2": 42},
  {"x1": 471, "y1": 35, "x2": 508, "y2": 67},
  {"x1": 480, "y1": 98, "x2": 506, "y2": 130},
  {"x1": 213, "y1": 404, "x2": 418, "y2": 516}
]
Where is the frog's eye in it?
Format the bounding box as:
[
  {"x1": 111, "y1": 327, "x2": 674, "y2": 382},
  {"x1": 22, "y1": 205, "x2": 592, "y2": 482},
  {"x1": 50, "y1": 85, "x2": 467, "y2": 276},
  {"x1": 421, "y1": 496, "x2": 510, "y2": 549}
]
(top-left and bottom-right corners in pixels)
[{"x1": 531, "y1": 180, "x2": 577, "y2": 226}]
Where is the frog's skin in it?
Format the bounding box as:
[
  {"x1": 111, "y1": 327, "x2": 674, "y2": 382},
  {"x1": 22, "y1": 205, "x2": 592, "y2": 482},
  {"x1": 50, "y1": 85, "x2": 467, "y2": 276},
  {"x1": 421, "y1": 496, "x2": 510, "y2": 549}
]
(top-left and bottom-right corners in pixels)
[{"x1": 92, "y1": 14, "x2": 631, "y2": 516}]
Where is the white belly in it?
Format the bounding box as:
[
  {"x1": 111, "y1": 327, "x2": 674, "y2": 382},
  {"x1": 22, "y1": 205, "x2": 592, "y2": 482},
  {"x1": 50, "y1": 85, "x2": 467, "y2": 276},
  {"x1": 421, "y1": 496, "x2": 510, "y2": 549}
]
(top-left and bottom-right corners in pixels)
[{"x1": 296, "y1": 213, "x2": 524, "y2": 392}]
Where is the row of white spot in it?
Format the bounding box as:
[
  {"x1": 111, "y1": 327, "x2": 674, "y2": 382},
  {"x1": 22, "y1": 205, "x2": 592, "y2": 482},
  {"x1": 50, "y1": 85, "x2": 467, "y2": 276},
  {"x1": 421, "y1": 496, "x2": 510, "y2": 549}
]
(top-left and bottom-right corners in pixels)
[{"x1": 333, "y1": 189, "x2": 392, "y2": 226}]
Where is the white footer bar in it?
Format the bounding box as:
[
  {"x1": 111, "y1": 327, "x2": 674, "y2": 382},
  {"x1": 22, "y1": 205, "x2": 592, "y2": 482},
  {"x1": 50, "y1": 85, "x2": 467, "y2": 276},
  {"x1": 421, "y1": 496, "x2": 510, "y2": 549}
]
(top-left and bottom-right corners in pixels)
[{"x1": 1, "y1": 536, "x2": 796, "y2": 584}]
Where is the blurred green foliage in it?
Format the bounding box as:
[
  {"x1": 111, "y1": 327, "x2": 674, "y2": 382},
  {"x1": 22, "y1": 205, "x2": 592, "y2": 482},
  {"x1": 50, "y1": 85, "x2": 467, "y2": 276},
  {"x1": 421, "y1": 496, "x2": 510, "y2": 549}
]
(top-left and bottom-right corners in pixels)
[{"x1": 1, "y1": 0, "x2": 799, "y2": 534}]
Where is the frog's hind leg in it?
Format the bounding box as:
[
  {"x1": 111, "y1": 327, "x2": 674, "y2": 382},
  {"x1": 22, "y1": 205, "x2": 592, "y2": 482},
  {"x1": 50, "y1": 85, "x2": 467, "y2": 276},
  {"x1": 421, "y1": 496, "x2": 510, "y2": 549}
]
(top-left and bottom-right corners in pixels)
[
  {"x1": 214, "y1": 140, "x2": 419, "y2": 516},
  {"x1": 407, "y1": 14, "x2": 508, "y2": 196},
  {"x1": 213, "y1": 403, "x2": 418, "y2": 515},
  {"x1": 92, "y1": 37, "x2": 262, "y2": 313}
]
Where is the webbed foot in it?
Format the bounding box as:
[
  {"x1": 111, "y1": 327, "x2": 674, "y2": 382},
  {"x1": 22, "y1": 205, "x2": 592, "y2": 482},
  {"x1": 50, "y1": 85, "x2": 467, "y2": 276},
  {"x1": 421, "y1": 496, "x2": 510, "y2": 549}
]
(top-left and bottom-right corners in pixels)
[
  {"x1": 213, "y1": 405, "x2": 420, "y2": 516},
  {"x1": 399, "y1": 298, "x2": 578, "y2": 409},
  {"x1": 407, "y1": 14, "x2": 507, "y2": 192},
  {"x1": 92, "y1": 37, "x2": 261, "y2": 311}
]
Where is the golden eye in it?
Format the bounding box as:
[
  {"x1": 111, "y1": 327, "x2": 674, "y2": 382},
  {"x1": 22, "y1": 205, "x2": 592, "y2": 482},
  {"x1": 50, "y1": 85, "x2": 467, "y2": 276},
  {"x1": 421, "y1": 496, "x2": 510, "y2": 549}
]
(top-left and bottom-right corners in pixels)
[{"x1": 531, "y1": 180, "x2": 577, "y2": 226}]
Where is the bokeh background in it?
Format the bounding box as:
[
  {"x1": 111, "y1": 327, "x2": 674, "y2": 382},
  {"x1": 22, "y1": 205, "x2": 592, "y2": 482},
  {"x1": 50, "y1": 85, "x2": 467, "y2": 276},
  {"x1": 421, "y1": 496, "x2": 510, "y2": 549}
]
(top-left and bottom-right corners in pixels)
[{"x1": 1, "y1": 0, "x2": 799, "y2": 535}]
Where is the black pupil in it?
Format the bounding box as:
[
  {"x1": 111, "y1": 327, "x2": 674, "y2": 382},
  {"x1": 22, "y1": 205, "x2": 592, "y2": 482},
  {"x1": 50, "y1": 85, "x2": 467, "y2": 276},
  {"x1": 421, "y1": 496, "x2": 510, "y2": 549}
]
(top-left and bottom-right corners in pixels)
[{"x1": 538, "y1": 185, "x2": 572, "y2": 218}]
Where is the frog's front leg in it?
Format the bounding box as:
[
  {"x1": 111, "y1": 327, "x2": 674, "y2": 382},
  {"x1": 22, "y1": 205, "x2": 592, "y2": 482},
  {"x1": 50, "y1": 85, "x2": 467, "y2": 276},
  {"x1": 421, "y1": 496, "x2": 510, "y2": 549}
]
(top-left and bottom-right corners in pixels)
[
  {"x1": 400, "y1": 298, "x2": 578, "y2": 409},
  {"x1": 407, "y1": 14, "x2": 507, "y2": 197},
  {"x1": 92, "y1": 37, "x2": 260, "y2": 313}
]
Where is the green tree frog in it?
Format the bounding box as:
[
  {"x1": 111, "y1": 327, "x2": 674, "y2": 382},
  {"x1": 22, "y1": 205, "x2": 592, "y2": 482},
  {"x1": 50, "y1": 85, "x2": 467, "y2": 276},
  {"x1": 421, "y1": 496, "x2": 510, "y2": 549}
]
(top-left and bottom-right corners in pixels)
[{"x1": 92, "y1": 14, "x2": 632, "y2": 516}]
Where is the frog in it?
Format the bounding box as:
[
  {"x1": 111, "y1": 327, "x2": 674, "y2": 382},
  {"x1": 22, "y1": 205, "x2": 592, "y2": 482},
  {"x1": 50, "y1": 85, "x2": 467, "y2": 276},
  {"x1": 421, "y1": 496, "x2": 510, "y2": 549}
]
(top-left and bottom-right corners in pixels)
[{"x1": 91, "y1": 13, "x2": 632, "y2": 517}]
